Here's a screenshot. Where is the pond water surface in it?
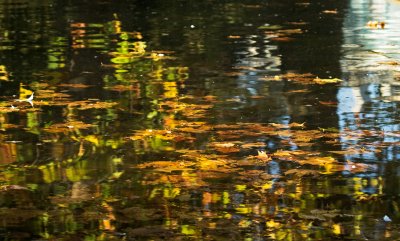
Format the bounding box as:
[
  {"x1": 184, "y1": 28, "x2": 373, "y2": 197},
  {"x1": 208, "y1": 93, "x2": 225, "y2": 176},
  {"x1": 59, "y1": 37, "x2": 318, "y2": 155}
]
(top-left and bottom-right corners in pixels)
[{"x1": 1, "y1": 0, "x2": 400, "y2": 240}]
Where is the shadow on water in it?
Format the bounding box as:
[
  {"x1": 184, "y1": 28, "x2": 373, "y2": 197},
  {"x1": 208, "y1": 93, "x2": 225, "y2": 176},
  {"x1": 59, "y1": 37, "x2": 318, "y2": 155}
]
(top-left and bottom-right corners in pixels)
[{"x1": 0, "y1": 0, "x2": 400, "y2": 240}]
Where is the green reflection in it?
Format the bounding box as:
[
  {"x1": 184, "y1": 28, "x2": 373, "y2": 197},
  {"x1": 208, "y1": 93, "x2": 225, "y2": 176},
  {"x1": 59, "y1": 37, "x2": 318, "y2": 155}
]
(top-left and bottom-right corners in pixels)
[{"x1": 0, "y1": 0, "x2": 399, "y2": 241}]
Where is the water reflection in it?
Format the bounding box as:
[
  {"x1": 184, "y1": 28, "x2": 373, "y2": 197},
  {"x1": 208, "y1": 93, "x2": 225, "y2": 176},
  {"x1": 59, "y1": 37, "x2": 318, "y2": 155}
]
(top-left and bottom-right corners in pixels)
[
  {"x1": 341, "y1": 0, "x2": 400, "y2": 84},
  {"x1": 1, "y1": 0, "x2": 400, "y2": 240},
  {"x1": 336, "y1": 2, "x2": 400, "y2": 238},
  {"x1": 339, "y1": 0, "x2": 400, "y2": 165}
]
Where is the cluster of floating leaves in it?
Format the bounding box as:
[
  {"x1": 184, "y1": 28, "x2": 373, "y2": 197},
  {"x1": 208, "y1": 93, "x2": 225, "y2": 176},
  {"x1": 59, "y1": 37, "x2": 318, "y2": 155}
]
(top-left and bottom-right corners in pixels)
[
  {"x1": 0, "y1": 15, "x2": 397, "y2": 241},
  {"x1": 112, "y1": 83, "x2": 400, "y2": 239},
  {"x1": 1, "y1": 78, "x2": 387, "y2": 240},
  {"x1": 0, "y1": 77, "x2": 391, "y2": 240},
  {"x1": 259, "y1": 72, "x2": 343, "y2": 85},
  {"x1": 130, "y1": 120, "x2": 377, "y2": 179},
  {"x1": 264, "y1": 27, "x2": 304, "y2": 42}
]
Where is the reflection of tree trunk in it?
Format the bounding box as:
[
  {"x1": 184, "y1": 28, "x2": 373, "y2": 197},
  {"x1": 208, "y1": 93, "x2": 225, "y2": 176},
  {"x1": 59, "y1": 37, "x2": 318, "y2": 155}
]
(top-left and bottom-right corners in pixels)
[{"x1": 0, "y1": 143, "x2": 16, "y2": 164}]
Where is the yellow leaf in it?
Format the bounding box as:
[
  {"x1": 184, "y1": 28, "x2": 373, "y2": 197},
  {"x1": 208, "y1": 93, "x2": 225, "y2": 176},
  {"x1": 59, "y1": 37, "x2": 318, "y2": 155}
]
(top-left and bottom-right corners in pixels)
[
  {"x1": 222, "y1": 192, "x2": 230, "y2": 205},
  {"x1": 235, "y1": 205, "x2": 251, "y2": 214},
  {"x1": 163, "y1": 81, "x2": 178, "y2": 98},
  {"x1": 0, "y1": 65, "x2": 9, "y2": 81},
  {"x1": 332, "y1": 224, "x2": 341, "y2": 235},
  {"x1": 102, "y1": 219, "x2": 114, "y2": 231},
  {"x1": 257, "y1": 151, "x2": 272, "y2": 161},
  {"x1": 19, "y1": 84, "x2": 33, "y2": 100},
  {"x1": 84, "y1": 135, "x2": 100, "y2": 146},
  {"x1": 181, "y1": 225, "x2": 197, "y2": 235},
  {"x1": 266, "y1": 219, "x2": 281, "y2": 228},
  {"x1": 111, "y1": 171, "x2": 123, "y2": 179},
  {"x1": 238, "y1": 219, "x2": 252, "y2": 228},
  {"x1": 261, "y1": 181, "x2": 273, "y2": 190},
  {"x1": 235, "y1": 184, "x2": 247, "y2": 191},
  {"x1": 313, "y1": 77, "x2": 342, "y2": 84}
]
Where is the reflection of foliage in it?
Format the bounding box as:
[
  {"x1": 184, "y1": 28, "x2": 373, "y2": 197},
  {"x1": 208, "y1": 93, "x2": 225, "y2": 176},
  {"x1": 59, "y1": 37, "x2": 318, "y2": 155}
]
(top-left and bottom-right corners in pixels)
[
  {"x1": 0, "y1": 10, "x2": 196, "y2": 240},
  {"x1": 0, "y1": 2, "x2": 398, "y2": 241},
  {"x1": 1, "y1": 76, "x2": 391, "y2": 240},
  {"x1": 0, "y1": 65, "x2": 9, "y2": 81}
]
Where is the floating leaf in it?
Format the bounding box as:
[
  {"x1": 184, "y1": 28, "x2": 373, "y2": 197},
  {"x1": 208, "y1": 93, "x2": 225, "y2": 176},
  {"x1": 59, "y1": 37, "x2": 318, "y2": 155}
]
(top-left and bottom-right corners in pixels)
[
  {"x1": 104, "y1": 84, "x2": 139, "y2": 92},
  {"x1": 298, "y1": 156, "x2": 338, "y2": 166},
  {"x1": 378, "y1": 61, "x2": 399, "y2": 65},
  {"x1": 313, "y1": 77, "x2": 342, "y2": 84},
  {"x1": 256, "y1": 151, "x2": 272, "y2": 161},
  {"x1": 270, "y1": 37, "x2": 294, "y2": 42},
  {"x1": 322, "y1": 10, "x2": 338, "y2": 14},
  {"x1": 241, "y1": 142, "x2": 266, "y2": 149},
  {"x1": 258, "y1": 25, "x2": 282, "y2": 30},
  {"x1": 76, "y1": 101, "x2": 118, "y2": 110},
  {"x1": 266, "y1": 219, "x2": 282, "y2": 229},
  {"x1": 289, "y1": 122, "x2": 306, "y2": 128},
  {"x1": 284, "y1": 169, "x2": 320, "y2": 177},
  {"x1": 58, "y1": 83, "x2": 91, "y2": 88},
  {"x1": 319, "y1": 101, "x2": 337, "y2": 106},
  {"x1": 44, "y1": 121, "x2": 95, "y2": 133},
  {"x1": 367, "y1": 21, "x2": 385, "y2": 29},
  {"x1": 136, "y1": 160, "x2": 194, "y2": 173},
  {"x1": 227, "y1": 35, "x2": 242, "y2": 39}
]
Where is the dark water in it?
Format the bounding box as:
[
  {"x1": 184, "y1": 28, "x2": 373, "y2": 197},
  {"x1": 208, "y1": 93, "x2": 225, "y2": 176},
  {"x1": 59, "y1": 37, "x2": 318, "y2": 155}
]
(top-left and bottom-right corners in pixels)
[{"x1": 0, "y1": 0, "x2": 400, "y2": 240}]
